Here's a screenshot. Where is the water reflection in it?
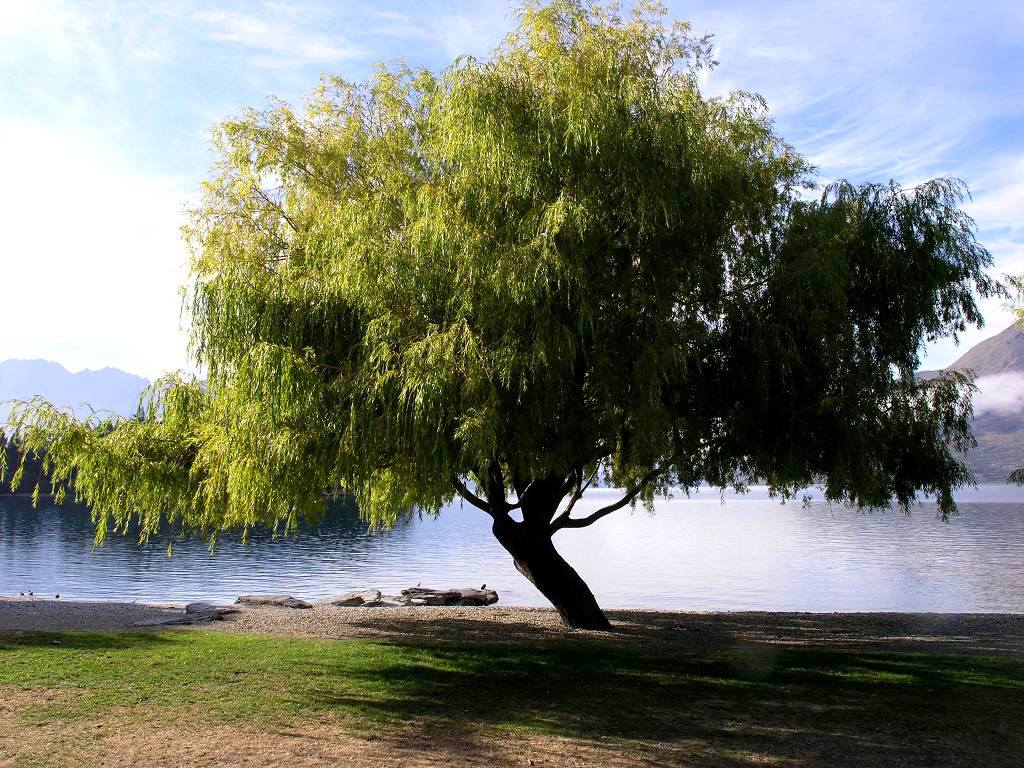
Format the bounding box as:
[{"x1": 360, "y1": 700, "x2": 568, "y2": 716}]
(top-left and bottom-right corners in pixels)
[{"x1": 2, "y1": 487, "x2": 1023, "y2": 611}]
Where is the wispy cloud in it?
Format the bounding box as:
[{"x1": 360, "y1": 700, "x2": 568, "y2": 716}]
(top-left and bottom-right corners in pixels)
[
  {"x1": 967, "y1": 156, "x2": 1024, "y2": 240},
  {"x1": 365, "y1": 6, "x2": 513, "y2": 60},
  {"x1": 195, "y1": 9, "x2": 365, "y2": 66},
  {"x1": 691, "y1": 1, "x2": 1022, "y2": 185}
]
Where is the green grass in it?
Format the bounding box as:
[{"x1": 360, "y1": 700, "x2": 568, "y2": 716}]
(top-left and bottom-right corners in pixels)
[{"x1": 1, "y1": 630, "x2": 1022, "y2": 766}]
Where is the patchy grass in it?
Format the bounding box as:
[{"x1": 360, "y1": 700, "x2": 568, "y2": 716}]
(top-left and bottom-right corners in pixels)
[{"x1": 0, "y1": 629, "x2": 1022, "y2": 767}]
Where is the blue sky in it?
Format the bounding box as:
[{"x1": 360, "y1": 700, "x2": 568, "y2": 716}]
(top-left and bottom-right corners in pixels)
[{"x1": 2, "y1": 0, "x2": 1022, "y2": 378}]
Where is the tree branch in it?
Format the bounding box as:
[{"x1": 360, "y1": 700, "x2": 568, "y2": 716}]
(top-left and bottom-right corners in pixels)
[
  {"x1": 486, "y1": 459, "x2": 506, "y2": 509},
  {"x1": 550, "y1": 462, "x2": 671, "y2": 533},
  {"x1": 451, "y1": 476, "x2": 493, "y2": 518},
  {"x1": 549, "y1": 467, "x2": 597, "y2": 530},
  {"x1": 506, "y1": 479, "x2": 536, "y2": 511},
  {"x1": 254, "y1": 187, "x2": 300, "y2": 233},
  {"x1": 559, "y1": 465, "x2": 583, "y2": 498}
]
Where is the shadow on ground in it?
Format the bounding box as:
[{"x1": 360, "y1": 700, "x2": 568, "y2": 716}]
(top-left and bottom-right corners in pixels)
[
  {"x1": 289, "y1": 636, "x2": 1023, "y2": 767},
  {"x1": 332, "y1": 609, "x2": 1024, "y2": 655},
  {"x1": 1, "y1": 622, "x2": 1022, "y2": 767}
]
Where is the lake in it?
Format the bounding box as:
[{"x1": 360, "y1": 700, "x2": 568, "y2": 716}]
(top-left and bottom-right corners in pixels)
[{"x1": 2, "y1": 486, "x2": 1024, "y2": 611}]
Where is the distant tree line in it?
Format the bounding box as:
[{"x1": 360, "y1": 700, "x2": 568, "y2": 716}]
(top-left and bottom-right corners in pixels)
[{"x1": 1, "y1": 431, "x2": 51, "y2": 496}]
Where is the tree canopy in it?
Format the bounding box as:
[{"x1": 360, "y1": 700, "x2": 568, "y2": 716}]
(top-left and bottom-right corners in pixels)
[{"x1": 3, "y1": 0, "x2": 998, "y2": 627}]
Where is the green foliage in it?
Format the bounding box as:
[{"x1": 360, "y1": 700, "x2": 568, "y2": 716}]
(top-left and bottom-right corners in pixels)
[{"x1": 3, "y1": 0, "x2": 997, "y2": 543}]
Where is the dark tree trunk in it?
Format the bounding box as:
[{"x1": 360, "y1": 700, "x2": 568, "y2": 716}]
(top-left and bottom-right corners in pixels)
[{"x1": 490, "y1": 517, "x2": 611, "y2": 630}]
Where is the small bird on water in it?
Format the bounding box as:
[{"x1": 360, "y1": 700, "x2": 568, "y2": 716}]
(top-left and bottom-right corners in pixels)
[
  {"x1": 28, "y1": 591, "x2": 33, "y2": 596},
  {"x1": 55, "y1": 594, "x2": 60, "y2": 599}
]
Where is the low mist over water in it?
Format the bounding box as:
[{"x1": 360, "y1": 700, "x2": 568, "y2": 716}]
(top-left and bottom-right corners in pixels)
[{"x1": 2, "y1": 486, "x2": 1023, "y2": 612}]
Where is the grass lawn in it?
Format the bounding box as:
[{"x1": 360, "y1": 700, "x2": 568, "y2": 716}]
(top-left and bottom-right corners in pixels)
[{"x1": 1, "y1": 628, "x2": 1022, "y2": 767}]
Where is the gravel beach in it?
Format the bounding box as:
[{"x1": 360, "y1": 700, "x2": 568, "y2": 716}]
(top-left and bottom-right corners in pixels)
[{"x1": 2, "y1": 597, "x2": 1023, "y2": 655}]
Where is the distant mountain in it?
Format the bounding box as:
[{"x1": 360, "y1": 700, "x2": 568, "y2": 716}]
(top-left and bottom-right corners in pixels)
[
  {"x1": 0, "y1": 360, "x2": 149, "y2": 494},
  {"x1": 919, "y1": 322, "x2": 1024, "y2": 379},
  {"x1": 0, "y1": 359, "x2": 149, "y2": 422},
  {"x1": 919, "y1": 322, "x2": 1024, "y2": 482}
]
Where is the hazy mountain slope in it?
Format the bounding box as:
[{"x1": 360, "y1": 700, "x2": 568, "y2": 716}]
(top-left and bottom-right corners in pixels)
[
  {"x1": 947, "y1": 323, "x2": 1024, "y2": 376},
  {"x1": 919, "y1": 322, "x2": 1024, "y2": 482},
  {"x1": 918, "y1": 324, "x2": 1024, "y2": 381},
  {"x1": 967, "y1": 410, "x2": 1024, "y2": 482},
  {"x1": 0, "y1": 359, "x2": 149, "y2": 421}
]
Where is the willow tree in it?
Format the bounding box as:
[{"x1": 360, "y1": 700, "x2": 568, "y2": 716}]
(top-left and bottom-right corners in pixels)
[{"x1": 3, "y1": 1, "x2": 997, "y2": 628}]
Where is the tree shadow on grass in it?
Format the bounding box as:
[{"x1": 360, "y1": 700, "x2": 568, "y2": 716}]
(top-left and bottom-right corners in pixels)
[
  {"x1": 289, "y1": 636, "x2": 1024, "y2": 768},
  {"x1": 2, "y1": 624, "x2": 1023, "y2": 766},
  {"x1": 0, "y1": 630, "x2": 175, "y2": 652},
  {"x1": 328, "y1": 609, "x2": 1024, "y2": 655}
]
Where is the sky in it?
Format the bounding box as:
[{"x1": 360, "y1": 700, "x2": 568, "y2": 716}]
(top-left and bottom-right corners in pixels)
[{"x1": 1, "y1": 0, "x2": 1022, "y2": 379}]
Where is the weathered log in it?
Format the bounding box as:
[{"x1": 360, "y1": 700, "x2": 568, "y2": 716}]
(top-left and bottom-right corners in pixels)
[
  {"x1": 235, "y1": 595, "x2": 312, "y2": 609},
  {"x1": 399, "y1": 586, "x2": 499, "y2": 605},
  {"x1": 133, "y1": 603, "x2": 240, "y2": 627},
  {"x1": 185, "y1": 602, "x2": 240, "y2": 616}
]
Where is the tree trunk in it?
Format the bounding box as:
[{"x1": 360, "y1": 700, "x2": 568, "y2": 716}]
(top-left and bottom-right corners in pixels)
[{"x1": 490, "y1": 518, "x2": 611, "y2": 630}]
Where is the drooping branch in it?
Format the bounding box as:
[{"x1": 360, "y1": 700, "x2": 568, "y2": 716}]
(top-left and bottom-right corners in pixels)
[
  {"x1": 550, "y1": 462, "x2": 671, "y2": 532},
  {"x1": 451, "y1": 476, "x2": 493, "y2": 517}
]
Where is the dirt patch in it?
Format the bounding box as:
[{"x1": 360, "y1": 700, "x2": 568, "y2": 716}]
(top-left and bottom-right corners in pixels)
[{"x1": 0, "y1": 686, "x2": 673, "y2": 768}]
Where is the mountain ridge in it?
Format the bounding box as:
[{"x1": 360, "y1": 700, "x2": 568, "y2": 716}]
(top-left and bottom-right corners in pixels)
[
  {"x1": 0, "y1": 359, "x2": 149, "y2": 422},
  {"x1": 919, "y1": 322, "x2": 1024, "y2": 380}
]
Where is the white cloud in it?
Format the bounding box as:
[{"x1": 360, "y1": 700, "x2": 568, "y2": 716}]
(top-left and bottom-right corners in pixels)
[
  {"x1": 0, "y1": 119, "x2": 193, "y2": 380},
  {"x1": 974, "y1": 372, "x2": 1024, "y2": 416},
  {"x1": 0, "y1": 1, "x2": 177, "y2": 92}
]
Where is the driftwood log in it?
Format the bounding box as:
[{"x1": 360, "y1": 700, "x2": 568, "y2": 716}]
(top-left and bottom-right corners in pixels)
[
  {"x1": 319, "y1": 590, "x2": 384, "y2": 607},
  {"x1": 400, "y1": 586, "x2": 499, "y2": 606},
  {"x1": 132, "y1": 602, "x2": 240, "y2": 627},
  {"x1": 316, "y1": 586, "x2": 499, "y2": 607},
  {"x1": 235, "y1": 595, "x2": 312, "y2": 609}
]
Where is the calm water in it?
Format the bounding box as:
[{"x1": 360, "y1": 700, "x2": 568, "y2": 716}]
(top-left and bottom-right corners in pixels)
[{"x1": 2, "y1": 486, "x2": 1024, "y2": 611}]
